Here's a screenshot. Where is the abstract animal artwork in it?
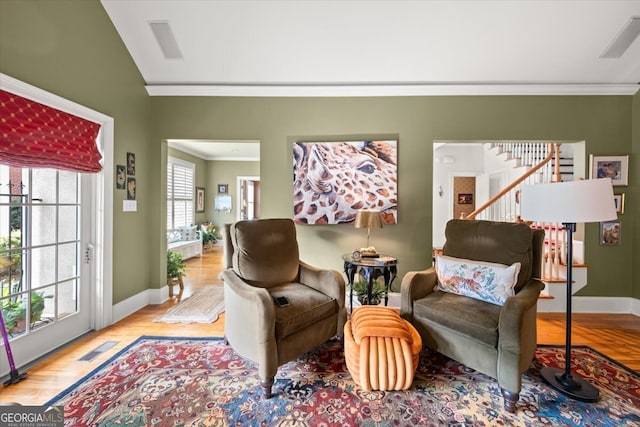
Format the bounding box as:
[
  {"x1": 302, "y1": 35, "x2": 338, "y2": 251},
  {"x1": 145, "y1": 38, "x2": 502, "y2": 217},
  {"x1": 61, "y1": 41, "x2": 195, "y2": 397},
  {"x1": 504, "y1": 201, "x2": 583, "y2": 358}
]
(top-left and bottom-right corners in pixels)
[{"x1": 293, "y1": 140, "x2": 397, "y2": 224}]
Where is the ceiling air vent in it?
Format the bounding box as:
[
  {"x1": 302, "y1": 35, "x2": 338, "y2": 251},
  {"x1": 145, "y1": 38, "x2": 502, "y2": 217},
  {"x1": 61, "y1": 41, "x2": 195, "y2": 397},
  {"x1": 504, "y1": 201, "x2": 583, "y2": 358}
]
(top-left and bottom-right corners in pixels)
[
  {"x1": 600, "y1": 16, "x2": 640, "y2": 58},
  {"x1": 149, "y1": 20, "x2": 183, "y2": 60}
]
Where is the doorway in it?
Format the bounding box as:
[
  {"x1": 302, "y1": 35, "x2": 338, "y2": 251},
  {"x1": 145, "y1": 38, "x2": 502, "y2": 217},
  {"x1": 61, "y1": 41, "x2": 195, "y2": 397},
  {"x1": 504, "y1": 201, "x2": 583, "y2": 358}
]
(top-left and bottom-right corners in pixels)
[
  {"x1": 433, "y1": 141, "x2": 583, "y2": 248},
  {"x1": 452, "y1": 176, "x2": 476, "y2": 219},
  {"x1": 165, "y1": 139, "x2": 260, "y2": 241},
  {"x1": 237, "y1": 176, "x2": 260, "y2": 221},
  {"x1": 0, "y1": 74, "x2": 113, "y2": 378}
]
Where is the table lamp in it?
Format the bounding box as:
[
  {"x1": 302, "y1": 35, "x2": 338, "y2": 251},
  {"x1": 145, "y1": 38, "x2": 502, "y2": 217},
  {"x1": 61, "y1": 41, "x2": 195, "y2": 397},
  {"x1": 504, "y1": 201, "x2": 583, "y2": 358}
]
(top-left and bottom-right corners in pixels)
[
  {"x1": 520, "y1": 178, "x2": 616, "y2": 402},
  {"x1": 354, "y1": 209, "x2": 383, "y2": 249}
]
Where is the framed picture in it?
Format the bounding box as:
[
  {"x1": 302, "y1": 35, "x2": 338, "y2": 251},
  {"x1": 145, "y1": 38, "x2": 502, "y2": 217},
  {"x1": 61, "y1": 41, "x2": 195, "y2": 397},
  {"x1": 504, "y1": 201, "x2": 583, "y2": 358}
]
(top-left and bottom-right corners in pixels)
[
  {"x1": 457, "y1": 193, "x2": 473, "y2": 204},
  {"x1": 589, "y1": 155, "x2": 629, "y2": 186},
  {"x1": 613, "y1": 193, "x2": 625, "y2": 215},
  {"x1": 196, "y1": 187, "x2": 205, "y2": 213},
  {"x1": 116, "y1": 165, "x2": 126, "y2": 189},
  {"x1": 292, "y1": 140, "x2": 398, "y2": 225},
  {"x1": 214, "y1": 195, "x2": 232, "y2": 213},
  {"x1": 600, "y1": 220, "x2": 621, "y2": 246},
  {"x1": 218, "y1": 184, "x2": 228, "y2": 194},
  {"x1": 126, "y1": 152, "x2": 136, "y2": 176},
  {"x1": 126, "y1": 177, "x2": 136, "y2": 200}
]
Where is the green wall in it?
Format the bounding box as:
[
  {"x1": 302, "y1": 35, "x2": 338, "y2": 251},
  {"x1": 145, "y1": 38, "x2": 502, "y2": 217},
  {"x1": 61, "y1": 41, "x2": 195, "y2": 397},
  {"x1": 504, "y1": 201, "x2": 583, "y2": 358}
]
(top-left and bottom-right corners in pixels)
[
  {"x1": 0, "y1": 0, "x2": 151, "y2": 304},
  {"x1": 1, "y1": 1, "x2": 637, "y2": 305},
  {"x1": 151, "y1": 96, "x2": 636, "y2": 296}
]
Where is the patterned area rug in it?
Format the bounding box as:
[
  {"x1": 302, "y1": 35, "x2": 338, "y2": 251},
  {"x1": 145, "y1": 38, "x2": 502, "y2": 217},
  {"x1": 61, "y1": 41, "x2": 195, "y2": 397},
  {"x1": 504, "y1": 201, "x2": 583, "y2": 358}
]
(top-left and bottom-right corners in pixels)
[
  {"x1": 153, "y1": 286, "x2": 224, "y2": 323},
  {"x1": 46, "y1": 336, "x2": 640, "y2": 426}
]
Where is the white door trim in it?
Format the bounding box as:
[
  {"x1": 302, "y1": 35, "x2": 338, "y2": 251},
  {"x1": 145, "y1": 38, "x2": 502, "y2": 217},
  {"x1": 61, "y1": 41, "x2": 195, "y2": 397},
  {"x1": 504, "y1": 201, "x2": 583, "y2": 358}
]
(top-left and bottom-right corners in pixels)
[{"x1": 236, "y1": 176, "x2": 260, "y2": 221}]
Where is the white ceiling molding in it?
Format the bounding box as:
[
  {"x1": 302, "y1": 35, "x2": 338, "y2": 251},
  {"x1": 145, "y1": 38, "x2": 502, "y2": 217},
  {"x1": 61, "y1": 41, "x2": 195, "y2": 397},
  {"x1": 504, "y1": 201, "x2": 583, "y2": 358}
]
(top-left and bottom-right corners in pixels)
[
  {"x1": 167, "y1": 139, "x2": 260, "y2": 161},
  {"x1": 146, "y1": 83, "x2": 640, "y2": 97}
]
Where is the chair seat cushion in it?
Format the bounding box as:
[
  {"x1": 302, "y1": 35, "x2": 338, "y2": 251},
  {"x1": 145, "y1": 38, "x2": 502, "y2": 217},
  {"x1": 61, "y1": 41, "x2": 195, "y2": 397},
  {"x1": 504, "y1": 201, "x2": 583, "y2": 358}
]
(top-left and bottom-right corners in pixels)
[
  {"x1": 414, "y1": 290, "x2": 501, "y2": 347},
  {"x1": 270, "y1": 283, "x2": 338, "y2": 340}
]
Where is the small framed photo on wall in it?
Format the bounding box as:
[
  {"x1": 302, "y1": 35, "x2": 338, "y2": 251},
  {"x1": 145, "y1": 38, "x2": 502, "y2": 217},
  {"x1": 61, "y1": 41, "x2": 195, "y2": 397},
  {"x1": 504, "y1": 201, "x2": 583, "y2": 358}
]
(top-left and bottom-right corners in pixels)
[
  {"x1": 116, "y1": 165, "x2": 126, "y2": 189},
  {"x1": 590, "y1": 155, "x2": 629, "y2": 186},
  {"x1": 457, "y1": 193, "x2": 473, "y2": 204},
  {"x1": 127, "y1": 152, "x2": 136, "y2": 176},
  {"x1": 127, "y1": 177, "x2": 136, "y2": 200},
  {"x1": 600, "y1": 220, "x2": 621, "y2": 246},
  {"x1": 218, "y1": 184, "x2": 228, "y2": 194},
  {"x1": 196, "y1": 187, "x2": 205, "y2": 213}
]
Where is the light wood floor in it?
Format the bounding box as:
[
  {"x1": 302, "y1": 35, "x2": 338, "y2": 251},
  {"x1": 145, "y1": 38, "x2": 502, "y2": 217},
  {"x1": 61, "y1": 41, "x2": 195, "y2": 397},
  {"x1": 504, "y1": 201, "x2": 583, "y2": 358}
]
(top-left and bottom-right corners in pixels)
[{"x1": 1, "y1": 246, "x2": 638, "y2": 405}]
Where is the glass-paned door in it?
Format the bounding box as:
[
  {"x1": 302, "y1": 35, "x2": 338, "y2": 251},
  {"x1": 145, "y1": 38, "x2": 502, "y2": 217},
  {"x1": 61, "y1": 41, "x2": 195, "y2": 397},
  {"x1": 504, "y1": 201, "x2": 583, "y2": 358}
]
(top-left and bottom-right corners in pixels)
[{"x1": 0, "y1": 165, "x2": 92, "y2": 373}]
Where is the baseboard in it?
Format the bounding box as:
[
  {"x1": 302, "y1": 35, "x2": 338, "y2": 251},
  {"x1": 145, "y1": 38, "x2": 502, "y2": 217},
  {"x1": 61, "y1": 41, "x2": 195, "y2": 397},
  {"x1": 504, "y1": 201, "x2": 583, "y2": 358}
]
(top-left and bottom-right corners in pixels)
[
  {"x1": 112, "y1": 287, "x2": 169, "y2": 324},
  {"x1": 387, "y1": 292, "x2": 401, "y2": 309},
  {"x1": 631, "y1": 298, "x2": 640, "y2": 317},
  {"x1": 538, "y1": 296, "x2": 639, "y2": 314}
]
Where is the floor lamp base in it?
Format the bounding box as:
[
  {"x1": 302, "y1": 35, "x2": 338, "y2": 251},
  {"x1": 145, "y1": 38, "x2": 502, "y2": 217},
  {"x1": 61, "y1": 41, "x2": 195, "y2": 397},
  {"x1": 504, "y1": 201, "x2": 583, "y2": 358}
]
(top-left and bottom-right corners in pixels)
[{"x1": 540, "y1": 367, "x2": 599, "y2": 402}]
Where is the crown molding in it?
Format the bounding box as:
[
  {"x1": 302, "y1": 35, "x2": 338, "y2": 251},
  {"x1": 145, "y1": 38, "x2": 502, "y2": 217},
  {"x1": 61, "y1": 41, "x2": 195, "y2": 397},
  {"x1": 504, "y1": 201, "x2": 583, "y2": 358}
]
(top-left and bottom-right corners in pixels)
[
  {"x1": 169, "y1": 142, "x2": 259, "y2": 162},
  {"x1": 145, "y1": 83, "x2": 640, "y2": 97}
]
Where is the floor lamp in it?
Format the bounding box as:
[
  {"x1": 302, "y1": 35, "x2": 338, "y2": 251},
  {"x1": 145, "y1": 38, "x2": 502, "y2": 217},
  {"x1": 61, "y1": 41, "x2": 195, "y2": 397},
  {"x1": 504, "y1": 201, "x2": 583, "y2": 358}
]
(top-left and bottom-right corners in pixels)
[{"x1": 520, "y1": 178, "x2": 616, "y2": 402}]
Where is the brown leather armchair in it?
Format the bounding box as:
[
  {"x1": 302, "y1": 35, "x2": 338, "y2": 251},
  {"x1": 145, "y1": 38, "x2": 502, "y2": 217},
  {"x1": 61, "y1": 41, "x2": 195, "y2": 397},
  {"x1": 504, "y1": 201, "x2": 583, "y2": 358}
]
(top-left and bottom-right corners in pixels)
[
  {"x1": 220, "y1": 218, "x2": 346, "y2": 398},
  {"x1": 400, "y1": 219, "x2": 544, "y2": 412}
]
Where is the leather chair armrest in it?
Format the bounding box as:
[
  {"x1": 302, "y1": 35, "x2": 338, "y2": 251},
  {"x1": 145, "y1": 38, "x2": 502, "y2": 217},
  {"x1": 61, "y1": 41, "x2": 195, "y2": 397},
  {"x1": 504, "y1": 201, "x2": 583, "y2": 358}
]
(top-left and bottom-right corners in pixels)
[
  {"x1": 498, "y1": 279, "x2": 545, "y2": 351},
  {"x1": 299, "y1": 261, "x2": 346, "y2": 306},
  {"x1": 221, "y1": 269, "x2": 276, "y2": 343},
  {"x1": 400, "y1": 267, "x2": 437, "y2": 319}
]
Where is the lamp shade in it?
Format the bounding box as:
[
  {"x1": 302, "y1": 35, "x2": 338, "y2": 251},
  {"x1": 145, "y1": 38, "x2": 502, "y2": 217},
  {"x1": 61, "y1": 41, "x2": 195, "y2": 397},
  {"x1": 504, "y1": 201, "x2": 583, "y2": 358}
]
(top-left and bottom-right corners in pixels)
[
  {"x1": 354, "y1": 209, "x2": 383, "y2": 229},
  {"x1": 520, "y1": 178, "x2": 616, "y2": 223}
]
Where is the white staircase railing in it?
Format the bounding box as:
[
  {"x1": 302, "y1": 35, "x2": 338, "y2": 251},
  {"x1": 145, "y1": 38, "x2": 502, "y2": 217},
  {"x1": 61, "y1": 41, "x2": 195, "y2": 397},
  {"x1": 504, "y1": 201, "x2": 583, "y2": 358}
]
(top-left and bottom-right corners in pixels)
[
  {"x1": 490, "y1": 142, "x2": 560, "y2": 183},
  {"x1": 465, "y1": 142, "x2": 559, "y2": 222}
]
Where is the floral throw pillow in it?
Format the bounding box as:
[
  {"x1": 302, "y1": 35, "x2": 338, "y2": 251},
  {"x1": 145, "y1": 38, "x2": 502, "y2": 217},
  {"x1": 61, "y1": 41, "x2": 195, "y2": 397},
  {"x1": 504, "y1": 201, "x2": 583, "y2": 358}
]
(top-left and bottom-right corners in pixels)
[{"x1": 435, "y1": 255, "x2": 521, "y2": 306}]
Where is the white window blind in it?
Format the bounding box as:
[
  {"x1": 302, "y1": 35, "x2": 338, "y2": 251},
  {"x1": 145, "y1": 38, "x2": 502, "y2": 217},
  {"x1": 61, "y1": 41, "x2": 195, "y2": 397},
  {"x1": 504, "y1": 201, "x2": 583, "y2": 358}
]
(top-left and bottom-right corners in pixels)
[{"x1": 167, "y1": 157, "x2": 194, "y2": 229}]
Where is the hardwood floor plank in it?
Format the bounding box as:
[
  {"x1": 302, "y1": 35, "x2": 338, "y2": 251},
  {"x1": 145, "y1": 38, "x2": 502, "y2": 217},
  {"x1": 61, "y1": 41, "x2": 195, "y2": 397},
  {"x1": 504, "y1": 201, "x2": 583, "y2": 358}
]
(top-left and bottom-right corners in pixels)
[{"x1": 1, "y1": 245, "x2": 638, "y2": 405}]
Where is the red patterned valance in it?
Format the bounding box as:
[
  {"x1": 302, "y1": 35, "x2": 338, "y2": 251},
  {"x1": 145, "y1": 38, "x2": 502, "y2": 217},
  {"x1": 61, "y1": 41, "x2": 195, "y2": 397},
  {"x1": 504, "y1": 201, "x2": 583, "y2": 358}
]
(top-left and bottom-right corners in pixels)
[{"x1": 0, "y1": 89, "x2": 102, "y2": 173}]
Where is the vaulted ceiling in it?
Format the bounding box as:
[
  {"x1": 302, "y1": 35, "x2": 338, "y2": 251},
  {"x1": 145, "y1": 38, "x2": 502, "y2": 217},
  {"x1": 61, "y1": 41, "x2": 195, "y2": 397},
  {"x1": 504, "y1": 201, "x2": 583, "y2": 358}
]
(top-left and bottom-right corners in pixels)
[{"x1": 101, "y1": 0, "x2": 640, "y2": 97}]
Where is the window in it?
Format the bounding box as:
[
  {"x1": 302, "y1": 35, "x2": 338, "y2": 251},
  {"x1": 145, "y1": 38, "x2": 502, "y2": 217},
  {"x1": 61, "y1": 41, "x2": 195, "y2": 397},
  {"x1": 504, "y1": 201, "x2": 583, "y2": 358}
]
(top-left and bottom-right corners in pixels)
[
  {"x1": 167, "y1": 157, "x2": 195, "y2": 229},
  {"x1": 0, "y1": 165, "x2": 82, "y2": 337}
]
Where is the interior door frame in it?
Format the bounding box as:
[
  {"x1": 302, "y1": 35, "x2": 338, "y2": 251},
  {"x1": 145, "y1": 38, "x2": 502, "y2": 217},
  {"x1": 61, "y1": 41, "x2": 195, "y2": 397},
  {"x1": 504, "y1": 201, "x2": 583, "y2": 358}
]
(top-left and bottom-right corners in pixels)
[
  {"x1": 236, "y1": 175, "x2": 260, "y2": 221},
  {"x1": 448, "y1": 172, "x2": 478, "y2": 220}
]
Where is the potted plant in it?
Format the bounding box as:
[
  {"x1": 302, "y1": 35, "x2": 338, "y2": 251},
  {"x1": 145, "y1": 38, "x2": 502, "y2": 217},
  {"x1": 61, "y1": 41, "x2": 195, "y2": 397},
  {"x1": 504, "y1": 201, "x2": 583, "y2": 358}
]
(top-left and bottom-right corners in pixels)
[
  {"x1": 351, "y1": 279, "x2": 387, "y2": 306},
  {"x1": 1, "y1": 291, "x2": 52, "y2": 334},
  {"x1": 167, "y1": 250, "x2": 186, "y2": 281},
  {"x1": 201, "y1": 228, "x2": 218, "y2": 250}
]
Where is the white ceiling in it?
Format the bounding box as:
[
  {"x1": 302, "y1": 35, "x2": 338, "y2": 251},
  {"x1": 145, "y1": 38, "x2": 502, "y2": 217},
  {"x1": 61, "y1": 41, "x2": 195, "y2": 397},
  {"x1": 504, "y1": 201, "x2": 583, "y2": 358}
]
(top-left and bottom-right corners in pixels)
[
  {"x1": 101, "y1": 0, "x2": 640, "y2": 97},
  {"x1": 168, "y1": 140, "x2": 260, "y2": 161}
]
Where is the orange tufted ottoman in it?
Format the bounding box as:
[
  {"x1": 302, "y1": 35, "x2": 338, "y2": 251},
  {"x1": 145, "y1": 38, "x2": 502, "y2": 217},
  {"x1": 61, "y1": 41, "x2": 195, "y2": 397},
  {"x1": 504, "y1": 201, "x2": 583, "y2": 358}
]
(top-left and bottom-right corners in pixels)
[{"x1": 344, "y1": 306, "x2": 422, "y2": 391}]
